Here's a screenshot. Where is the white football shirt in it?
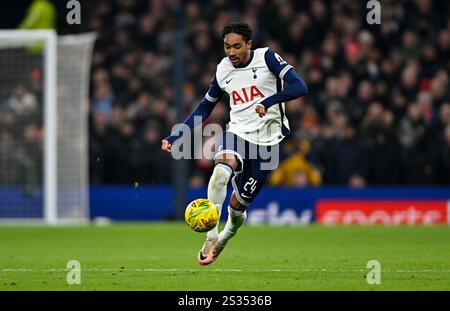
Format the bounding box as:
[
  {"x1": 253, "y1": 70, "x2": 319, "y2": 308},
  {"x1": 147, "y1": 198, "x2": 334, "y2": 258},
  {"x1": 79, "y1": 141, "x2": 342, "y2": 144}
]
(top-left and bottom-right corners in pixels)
[{"x1": 211, "y1": 47, "x2": 293, "y2": 146}]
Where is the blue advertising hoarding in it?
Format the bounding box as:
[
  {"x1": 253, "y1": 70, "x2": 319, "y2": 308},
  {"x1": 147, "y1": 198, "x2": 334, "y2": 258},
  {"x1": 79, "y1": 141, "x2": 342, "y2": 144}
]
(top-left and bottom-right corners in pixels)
[
  {"x1": 1, "y1": 186, "x2": 449, "y2": 224},
  {"x1": 90, "y1": 186, "x2": 450, "y2": 224}
]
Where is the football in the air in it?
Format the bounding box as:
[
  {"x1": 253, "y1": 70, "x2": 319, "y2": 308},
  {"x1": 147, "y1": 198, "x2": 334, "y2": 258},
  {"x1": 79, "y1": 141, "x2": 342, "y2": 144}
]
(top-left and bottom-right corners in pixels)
[{"x1": 185, "y1": 198, "x2": 219, "y2": 232}]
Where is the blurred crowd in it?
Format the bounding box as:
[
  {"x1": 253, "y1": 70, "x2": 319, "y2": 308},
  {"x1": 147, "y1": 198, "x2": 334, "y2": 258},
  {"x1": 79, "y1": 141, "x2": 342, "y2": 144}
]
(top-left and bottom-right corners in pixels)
[
  {"x1": 0, "y1": 70, "x2": 43, "y2": 194},
  {"x1": 3, "y1": 0, "x2": 450, "y2": 188},
  {"x1": 85, "y1": 0, "x2": 450, "y2": 187}
]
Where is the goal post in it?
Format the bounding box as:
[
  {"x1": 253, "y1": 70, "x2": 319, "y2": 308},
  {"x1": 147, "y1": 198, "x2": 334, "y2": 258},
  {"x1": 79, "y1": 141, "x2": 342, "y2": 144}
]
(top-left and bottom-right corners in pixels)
[{"x1": 0, "y1": 30, "x2": 95, "y2": 224}]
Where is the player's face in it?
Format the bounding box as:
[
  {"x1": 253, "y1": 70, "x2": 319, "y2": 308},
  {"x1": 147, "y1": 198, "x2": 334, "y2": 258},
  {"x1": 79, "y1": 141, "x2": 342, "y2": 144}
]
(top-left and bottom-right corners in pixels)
[{"x1": 224, "y1": 33, "x2": 252, "y2": 66}]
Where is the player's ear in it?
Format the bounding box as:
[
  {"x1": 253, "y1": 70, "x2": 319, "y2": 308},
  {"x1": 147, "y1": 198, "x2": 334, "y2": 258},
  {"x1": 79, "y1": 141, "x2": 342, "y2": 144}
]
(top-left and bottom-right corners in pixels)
[{"x1": 246, "y1": 39, "x2": 252, "y2": 49}]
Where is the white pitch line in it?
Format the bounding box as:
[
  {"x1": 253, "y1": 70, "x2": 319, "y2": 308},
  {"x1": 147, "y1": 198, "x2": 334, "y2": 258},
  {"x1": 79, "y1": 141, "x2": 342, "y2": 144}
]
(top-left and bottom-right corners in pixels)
[{"x1": 1, "y1": 268, "x2": 450, "y2": 273}]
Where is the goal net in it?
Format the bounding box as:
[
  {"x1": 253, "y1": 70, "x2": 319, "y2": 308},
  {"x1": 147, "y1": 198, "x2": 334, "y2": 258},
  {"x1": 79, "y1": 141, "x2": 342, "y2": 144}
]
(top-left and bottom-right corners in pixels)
[{"x1": 0, "y1": 30, "x2": 95, "y2": 224}]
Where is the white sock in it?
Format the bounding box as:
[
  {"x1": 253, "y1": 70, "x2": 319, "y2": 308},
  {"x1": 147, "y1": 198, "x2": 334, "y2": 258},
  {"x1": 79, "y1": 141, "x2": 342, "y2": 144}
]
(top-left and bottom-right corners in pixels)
[
  {"x1": 206, "y1": 163, "x2": 232, "y2": 240},
  {"x1": 218, "y1": 205, "x2": 247, "y2": 244}
]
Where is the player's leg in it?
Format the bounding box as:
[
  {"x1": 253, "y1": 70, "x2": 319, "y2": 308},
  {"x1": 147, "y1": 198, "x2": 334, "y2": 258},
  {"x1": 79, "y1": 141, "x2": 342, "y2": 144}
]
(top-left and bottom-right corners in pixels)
[
  {"x1": 198, "y1": 131, "x2": 247, "y2": 265},
  {"x1": 212, "y1": 158, "x2": 271, "y2": 262},
  {"x1": 212, "y1": 192, "x2": 247, "y2": 260},
  {"x1": 216, "y1": 192, "x2": 247, "y2": 245},
  {"x1": 206, "y1": 153, "x2": 237, "y2": 240},
  {"x1": 207, "y1": 131, "x2": 242, "y2": 240},
  {"x1": 198, "y1": 152, "x2": 240, "y2": 265}
]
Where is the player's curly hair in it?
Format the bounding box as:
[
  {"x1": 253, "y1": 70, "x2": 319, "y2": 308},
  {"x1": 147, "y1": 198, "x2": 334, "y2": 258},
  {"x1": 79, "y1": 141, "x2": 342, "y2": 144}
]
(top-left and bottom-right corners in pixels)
[{"x1": 222, "y1": 22, "x2": 252, "y2": 42}]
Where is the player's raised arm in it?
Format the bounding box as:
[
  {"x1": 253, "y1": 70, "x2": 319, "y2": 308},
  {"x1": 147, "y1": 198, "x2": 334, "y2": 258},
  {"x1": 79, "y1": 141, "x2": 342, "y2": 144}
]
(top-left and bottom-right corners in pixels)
[
  {"x1": 162, "y1": 74, "x2": 224, "y2": 152},
  {"x1": 255, "y1": 48, "x2": 308, "y2": 117}
]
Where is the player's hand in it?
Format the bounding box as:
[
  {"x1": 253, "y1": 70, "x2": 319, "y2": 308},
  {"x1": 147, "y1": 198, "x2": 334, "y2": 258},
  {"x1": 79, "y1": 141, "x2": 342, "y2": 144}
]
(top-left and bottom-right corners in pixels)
[
  {"x1": 255, "y1": 104, "x2": 266, "y2": 118},
  {"x1": 161, "y1": 139, "x2": 172, "y2": 153}
]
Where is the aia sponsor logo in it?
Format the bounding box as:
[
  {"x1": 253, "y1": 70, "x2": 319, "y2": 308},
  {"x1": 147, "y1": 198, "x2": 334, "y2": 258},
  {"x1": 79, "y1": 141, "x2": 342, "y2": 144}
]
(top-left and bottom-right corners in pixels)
[{"x1": 231, "y1": 85, "x2": 264, "y2": 105}]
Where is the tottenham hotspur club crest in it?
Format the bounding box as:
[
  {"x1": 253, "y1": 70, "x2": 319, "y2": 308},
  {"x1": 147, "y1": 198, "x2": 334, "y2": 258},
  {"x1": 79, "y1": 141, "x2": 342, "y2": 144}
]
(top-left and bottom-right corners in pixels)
[{"x1": 252, "y1": 68, "x2": 257, "y2": 79}]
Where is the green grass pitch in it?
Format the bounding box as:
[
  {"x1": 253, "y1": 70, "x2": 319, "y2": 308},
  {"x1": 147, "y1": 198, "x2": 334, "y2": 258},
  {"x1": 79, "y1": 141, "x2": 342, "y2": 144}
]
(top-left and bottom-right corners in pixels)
[{"x1": 0, "y1": 223, "x2": 449, "y2": 290}]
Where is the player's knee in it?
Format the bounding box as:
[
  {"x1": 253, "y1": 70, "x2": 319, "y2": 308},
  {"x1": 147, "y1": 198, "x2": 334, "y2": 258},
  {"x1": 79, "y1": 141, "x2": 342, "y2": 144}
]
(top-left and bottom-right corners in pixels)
[
  {"x1": 230, "y1": 193, "x2": 247, "y2": 211},
  {"x1": 209, "y1": 164, "x2": 232, "y2": 191},
  {"x1": 215, "y1": 154, "x2": 238, "y2": 171}
]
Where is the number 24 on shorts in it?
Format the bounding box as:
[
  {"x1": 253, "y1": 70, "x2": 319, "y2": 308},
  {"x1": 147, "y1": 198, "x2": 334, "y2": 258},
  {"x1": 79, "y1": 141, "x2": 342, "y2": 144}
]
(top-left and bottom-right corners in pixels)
[{"x1": 244, "y1": 178, "x2": 258, "y2": 194}]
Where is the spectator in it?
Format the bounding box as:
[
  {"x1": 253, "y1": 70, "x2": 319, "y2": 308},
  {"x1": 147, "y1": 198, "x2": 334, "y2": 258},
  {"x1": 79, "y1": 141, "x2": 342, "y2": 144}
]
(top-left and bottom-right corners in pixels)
[
  {"x1": 438, "y1": 125, "x2": 450, "y2": 184},
  {"x1": 18, "y1": 0, "x2": 56, "y2": 53},
  {"x1": 398, "y1": 103, "x2": 439, "y2": 184},
  {"x1": 5, "y1": 85, "x2": 38, "y2": 116},
  {"x1": 326, "y1": 118, "x2": 369, "y2": 186},
  {"x1": 269, "y1": 140, "x2": 322, "y2": 188},
  {"x1": 19, "y1": 0, "x2": 56, "y2": 29},
  {"x1": 132, "y1": 121, "x2": 171, "y2": 184}
]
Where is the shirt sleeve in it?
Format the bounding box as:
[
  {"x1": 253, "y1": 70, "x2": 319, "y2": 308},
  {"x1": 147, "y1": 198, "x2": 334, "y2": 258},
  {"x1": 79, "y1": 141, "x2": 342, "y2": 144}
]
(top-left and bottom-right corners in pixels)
[
  {"x1": 261, "y1": 49, "x2": 308, "y2": 109},
  {"x1": 264, "y1": 48, "x2": 294, "y2": 80},
  {"x1": 165, "y1": 74, "x2": 224, "y2": 144}
]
